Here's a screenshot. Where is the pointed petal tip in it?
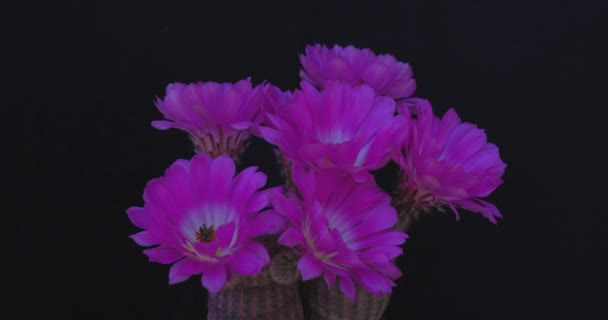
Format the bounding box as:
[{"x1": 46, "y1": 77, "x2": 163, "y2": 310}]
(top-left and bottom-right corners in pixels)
[
  {"x1": 339, "y1": 276, "x2": 356, "y2": 303},
  {"x1": 151, "y1": 120, "x2": 175, "y2": 130},
  {"x1": 297, "y1": 253, "x2": 323, "y2": 281},
  {"x1": 201, "y1": 264, "x2": 228, "y2": 293}
]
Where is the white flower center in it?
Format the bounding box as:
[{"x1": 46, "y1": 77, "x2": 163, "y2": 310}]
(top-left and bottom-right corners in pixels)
[{"x1": 318, "y1": 128, "x2": 351, "y2": 144}]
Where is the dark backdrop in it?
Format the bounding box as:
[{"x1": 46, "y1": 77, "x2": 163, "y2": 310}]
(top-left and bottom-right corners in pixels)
[{"x1": 9, "y1": 1, "x2": 605, "y2": 319}]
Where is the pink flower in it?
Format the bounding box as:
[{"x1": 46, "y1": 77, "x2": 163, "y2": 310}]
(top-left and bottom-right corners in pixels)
[
  {"x1": 272, "y1": 166, "x2": 407, "y2": 301},
  {"x1": 151, "y1": 78, "x2": 265, "y2": 159},
  {"x1": 393, "y1": 98, "x2": 507, "y2": 223},
  {"x1": 260, "y1": 81, "x2": 400, "y2": 182},
  {"x1": 299, "y1": 43, "x2": 416, "y2": 99},
  {"x1": 126, "y1": 154, "x2": 286, "y2": 293}
]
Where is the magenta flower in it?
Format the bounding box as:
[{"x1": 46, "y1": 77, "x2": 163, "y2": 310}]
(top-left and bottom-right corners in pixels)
[
  {"x1": 393, "y1": 98, "x2": 507, "y2": 223},
  {"x1": 272, "y1": 166, "x2": 407, "y2": 301},
  {"x1": 299, "y1": 43, "x2": 416, "y2": 99},
  {"x1": 126, "y1": 153, "x2": 286, "y2": 293},
  {"x1": 260, "y1": 81, "x2": 400, "y2": 181},
  {"x1": 151, "y1": 78, "x2": 265, "y2": 159}
]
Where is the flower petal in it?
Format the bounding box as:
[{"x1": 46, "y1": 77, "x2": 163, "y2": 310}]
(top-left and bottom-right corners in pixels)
[
  {"x1": 126, "y1": 206, "x2": 150, "y2": 229},
  {"x1": 246, "y1": 209, "x2": 287, "y2": 237},
  {"x1": 278, "y1": 227, "x2": 306, "y2": 247},
  {"x1": 324, "y1": 270, "x2": 336, "y2": 288},
  {"x1": 201, "y1": 263, "x2": 228, "y2": 293},
  {"x1": 130, "y1": 231, "x2": 158, "y2": 247},
  {"x1": 339, "y1": 276, "x2": 356, "y2": 302},
  {"x1": 169, "y1": 258, "x2": 210, "y2": 284},
  {"x1": 298, "y1": 253, "x2": 323, "y2": 281},
  {"x1": 352, "y1": 268, "x2": 393, "y2": 296},
  {"x1": 227, "y1": 241, "x2": 270, "y2": 276},
  {"x1": 150, "y1": 120, "x2": 177, "y2": 130},
  {"x1": 144, "y1": 247, "x2": 183, "y2": 264}
]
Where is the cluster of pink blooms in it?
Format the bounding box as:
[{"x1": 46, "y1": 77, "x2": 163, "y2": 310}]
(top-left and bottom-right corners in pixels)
[{"x1": 127, "y1": 44, "x2": 506, "y2": 301}]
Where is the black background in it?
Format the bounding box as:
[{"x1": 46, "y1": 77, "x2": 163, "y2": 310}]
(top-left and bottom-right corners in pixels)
[{"x1": 9, "y1": 0, "x2": 606, "y2": 319}]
